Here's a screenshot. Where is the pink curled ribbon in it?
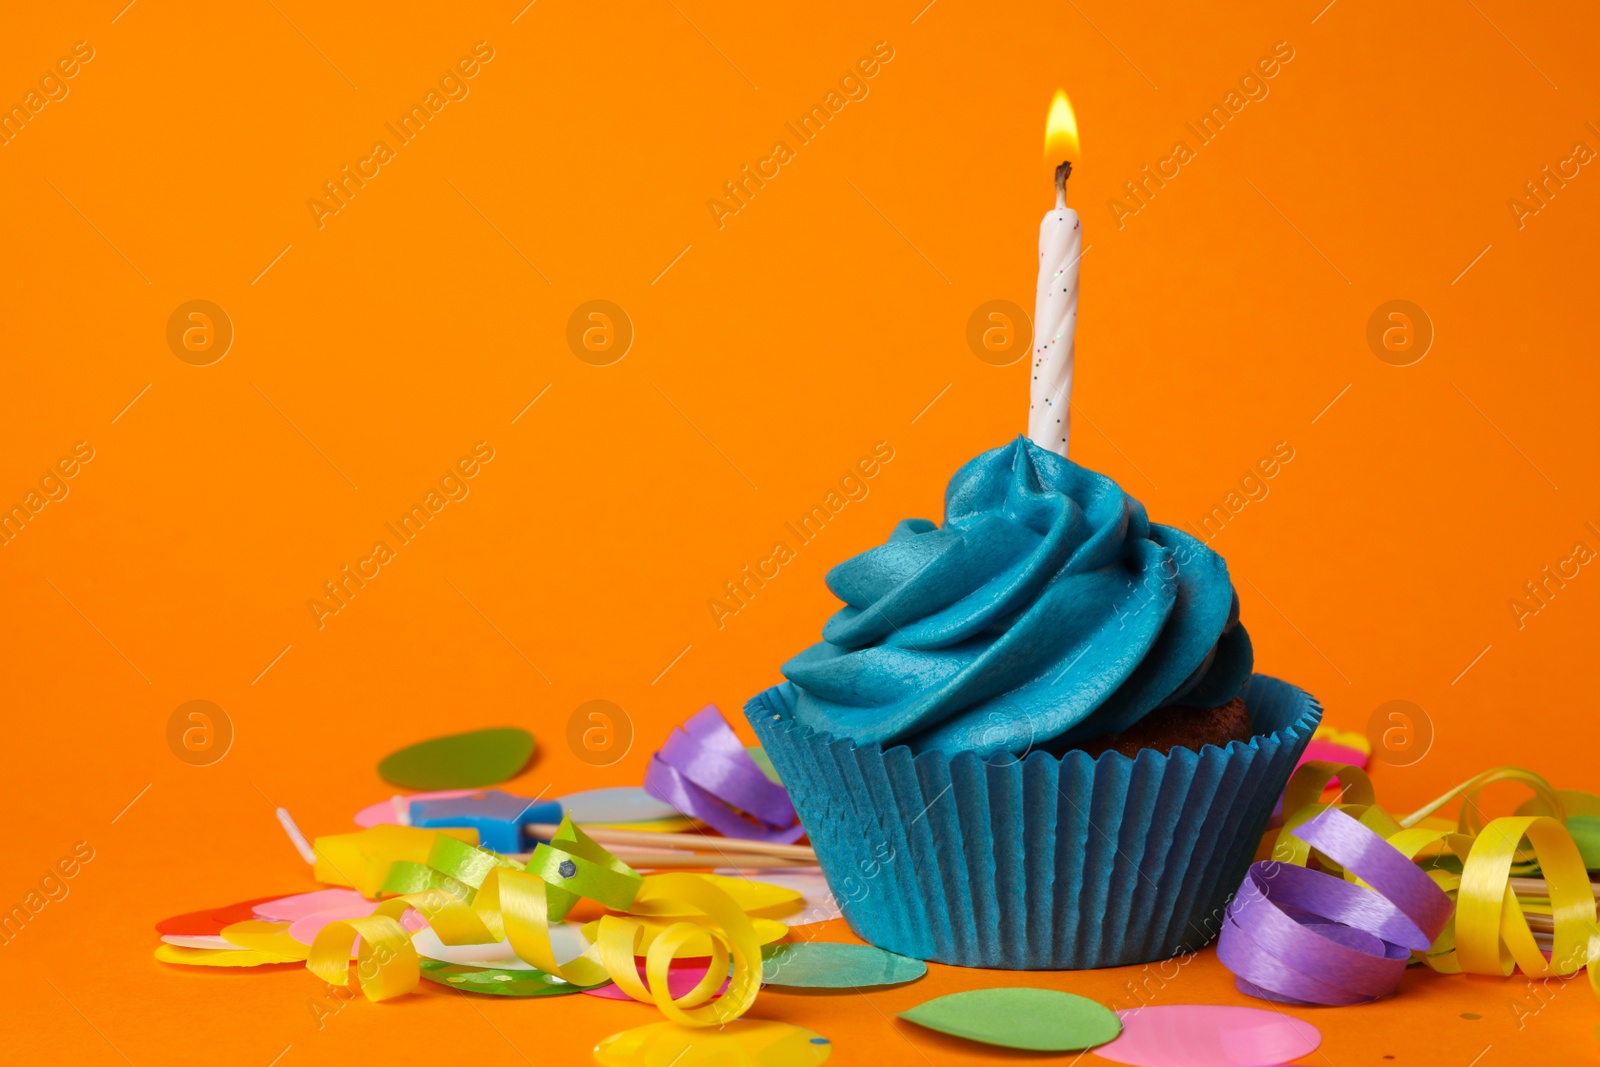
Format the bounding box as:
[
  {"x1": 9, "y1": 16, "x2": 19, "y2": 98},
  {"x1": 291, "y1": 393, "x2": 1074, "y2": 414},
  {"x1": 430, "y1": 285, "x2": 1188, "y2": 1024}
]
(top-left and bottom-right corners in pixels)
[
  {"x1": 1218, "y1": 807, "x2": 1453, "y2": 1005},
  {"x1": 644, "y1": 705, "x2": 805, "y2": 843}
]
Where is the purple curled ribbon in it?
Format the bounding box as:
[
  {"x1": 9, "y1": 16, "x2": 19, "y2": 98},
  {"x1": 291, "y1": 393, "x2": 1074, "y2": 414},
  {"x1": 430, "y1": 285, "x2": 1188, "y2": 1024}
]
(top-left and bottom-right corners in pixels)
[
  {"x1": 644, "y1": 705, "x2": 805, "y2": 843},
  {"x1": 1217, "y1": 807, "x2": 1453, "y2": 1005}
]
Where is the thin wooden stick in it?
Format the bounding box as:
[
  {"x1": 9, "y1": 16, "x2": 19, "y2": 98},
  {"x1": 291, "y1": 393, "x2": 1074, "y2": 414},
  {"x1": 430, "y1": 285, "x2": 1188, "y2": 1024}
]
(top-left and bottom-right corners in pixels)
[
  {"x1": 606, "y1": 851, "x2": 814, "y2": 870},
  {"x1": 510, "y1": 849, "x2": 812, "y2": 870},
  {"x1": 527, "y1": 824, "x2": 816, "y2": 863}
]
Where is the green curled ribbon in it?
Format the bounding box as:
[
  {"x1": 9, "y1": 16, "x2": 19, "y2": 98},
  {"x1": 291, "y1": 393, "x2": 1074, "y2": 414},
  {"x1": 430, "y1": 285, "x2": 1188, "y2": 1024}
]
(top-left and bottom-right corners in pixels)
[{"x1": 526, "y1": 817, "x2": 643, "y2": 918}]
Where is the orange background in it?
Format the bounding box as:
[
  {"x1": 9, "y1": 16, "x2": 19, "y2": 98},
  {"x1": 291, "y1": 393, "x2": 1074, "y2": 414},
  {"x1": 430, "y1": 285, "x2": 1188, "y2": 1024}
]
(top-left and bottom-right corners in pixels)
[{"x1": 2, "y1": 0, "x2": 1596, "y2": 1062}]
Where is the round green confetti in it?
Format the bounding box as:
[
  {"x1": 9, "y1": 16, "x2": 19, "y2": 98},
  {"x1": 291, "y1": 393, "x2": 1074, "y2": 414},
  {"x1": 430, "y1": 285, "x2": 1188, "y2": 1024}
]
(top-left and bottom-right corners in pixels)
[
  {"x1": 418, "y1": 957, "x2": 584, "y2": 997},
  {"x1": 378, "y1": 727, "x2": 535, "y2": 790},
  {"x1": 898, "y1": 987, "x2": 1121, "y2": 1051},
  {"x1": 761, "y1": 943, "x2": 926, "y2": 989}
]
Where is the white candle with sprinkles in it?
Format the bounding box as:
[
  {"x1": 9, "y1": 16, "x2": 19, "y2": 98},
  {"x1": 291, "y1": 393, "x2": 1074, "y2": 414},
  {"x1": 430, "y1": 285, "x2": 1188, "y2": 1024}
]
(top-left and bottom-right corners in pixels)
[{"x1": 1029, "y1": 90, "x2": 1082, "y2": 457}]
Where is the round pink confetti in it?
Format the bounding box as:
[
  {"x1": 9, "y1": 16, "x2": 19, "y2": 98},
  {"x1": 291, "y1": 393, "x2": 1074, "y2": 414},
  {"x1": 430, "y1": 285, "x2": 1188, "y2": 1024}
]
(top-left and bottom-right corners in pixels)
[
  {"x1": 253, "y1": 889, "x2": 368, "y2": 922},
  {"x1": 1091, "y1": 1005, "x2": 1321, "y2": 1067},
  {"x1": 287, "y1": 902, "x2": 377, "y2": 946},
  {"x1": 581, "y1": 959, "x2": 728, "y2": 1002}
]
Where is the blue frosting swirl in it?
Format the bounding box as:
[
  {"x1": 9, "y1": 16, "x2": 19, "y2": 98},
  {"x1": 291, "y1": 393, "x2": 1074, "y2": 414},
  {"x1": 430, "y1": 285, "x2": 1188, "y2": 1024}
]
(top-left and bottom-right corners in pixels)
[{"x1": 782, "y1": 437, "x2": 1253, "y2": 757}]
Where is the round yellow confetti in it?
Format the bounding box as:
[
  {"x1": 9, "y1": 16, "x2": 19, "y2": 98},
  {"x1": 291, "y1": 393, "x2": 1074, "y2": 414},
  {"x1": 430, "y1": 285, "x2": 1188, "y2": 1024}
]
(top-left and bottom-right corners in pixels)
[
  {"x1": 154, "y1": 944, "x2": 302, "y2": 968},
  {"x1": 219, "y1": 920, "x2": 310, "y2": 961},
  {"x1": 594, "y1": 1020, "x2": 832, "y2": 1067}
]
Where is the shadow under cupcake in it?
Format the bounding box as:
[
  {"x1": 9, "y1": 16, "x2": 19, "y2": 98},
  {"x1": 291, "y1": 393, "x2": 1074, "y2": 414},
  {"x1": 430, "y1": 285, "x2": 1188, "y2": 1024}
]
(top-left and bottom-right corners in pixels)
[{"x1": 746, "y1": 438, "x2": 1321, "y2": 970}]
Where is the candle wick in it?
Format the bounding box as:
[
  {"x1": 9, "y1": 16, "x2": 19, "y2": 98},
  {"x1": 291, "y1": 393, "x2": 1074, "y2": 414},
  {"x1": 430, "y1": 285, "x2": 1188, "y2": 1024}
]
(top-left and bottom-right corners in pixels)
[{"x1": 1054, "y1": 159, "x2": 1072, "y2": 210}]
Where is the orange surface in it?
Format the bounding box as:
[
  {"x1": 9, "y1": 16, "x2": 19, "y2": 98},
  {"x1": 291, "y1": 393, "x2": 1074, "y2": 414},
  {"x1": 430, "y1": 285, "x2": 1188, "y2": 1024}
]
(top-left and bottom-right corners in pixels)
[{"x1": 2, "y1": 1, "x2": 1597, "y2": 1063}]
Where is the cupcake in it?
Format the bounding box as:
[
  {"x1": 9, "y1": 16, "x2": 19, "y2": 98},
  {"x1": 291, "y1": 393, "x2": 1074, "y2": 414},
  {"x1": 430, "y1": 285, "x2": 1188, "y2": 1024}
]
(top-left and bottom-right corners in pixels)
[{"x1": 746, "y1": 437, "x2": 1320, "y2": 969}]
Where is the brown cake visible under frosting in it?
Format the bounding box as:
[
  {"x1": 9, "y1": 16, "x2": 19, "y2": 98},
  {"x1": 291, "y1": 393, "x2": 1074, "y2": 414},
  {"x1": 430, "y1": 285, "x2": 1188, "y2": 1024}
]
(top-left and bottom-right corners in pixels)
[{"x1": 1072, "y1": 696, "x2": 1251, "y2": 759}]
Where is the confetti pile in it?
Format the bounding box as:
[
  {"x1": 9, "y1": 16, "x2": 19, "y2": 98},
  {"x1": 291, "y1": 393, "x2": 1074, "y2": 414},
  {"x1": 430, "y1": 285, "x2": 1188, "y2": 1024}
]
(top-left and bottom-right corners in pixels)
[
  {"x1": 152, "y1": 709, "x2": 1600, "y2": 1064},
  {"x1": 150, "y1": 710, "x2": 917, "y2": 1062}
]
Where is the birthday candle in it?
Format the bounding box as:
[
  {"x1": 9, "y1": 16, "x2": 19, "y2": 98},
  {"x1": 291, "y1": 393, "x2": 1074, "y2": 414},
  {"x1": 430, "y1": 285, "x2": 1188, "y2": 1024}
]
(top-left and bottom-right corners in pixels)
[{"x1": 1029, "y1": 91, "x2": 1081, "y2": 458}]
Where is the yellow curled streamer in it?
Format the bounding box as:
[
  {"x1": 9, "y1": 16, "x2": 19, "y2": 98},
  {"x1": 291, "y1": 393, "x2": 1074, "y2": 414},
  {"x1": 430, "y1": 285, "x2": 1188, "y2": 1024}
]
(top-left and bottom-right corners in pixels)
[
  {"x1": 478, "y1": 866, "x2": 626, "y2": 987},
  {"x1": 1278, "y1": 763, "x2": 1600, "y2": 998},
  {"x1": 1279, "y1": 760, "x2": 1376, "y2": 816},
  {"x1": 303, "y1": 828, "x2": 765, "y2": 1024},
  {"x1": 475, "y1": 867, "x2": 759, "y2": 1023},
  {"x1": 639, "y1": 874, "x2": 761, "y2": 1027},
  {"x1": 1455, "y1": 815, "x2": 1595, "y2": 979},
  {"x1": 403, "y1": 883, "x2": 498, "y2": 946},
  {"x1": 306, "y1": 902, "x2": 419, "y2": 1002},
  {"x1": 1399, "y1": 767, "x2": 1564, "y2": 832}
]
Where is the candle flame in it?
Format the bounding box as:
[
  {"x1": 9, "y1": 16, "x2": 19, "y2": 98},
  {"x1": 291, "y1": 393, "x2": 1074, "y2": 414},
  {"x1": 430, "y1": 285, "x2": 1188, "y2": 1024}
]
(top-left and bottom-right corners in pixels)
[{"x1": 1044, "y1": 90, "x2": 1080, "y2": 161}]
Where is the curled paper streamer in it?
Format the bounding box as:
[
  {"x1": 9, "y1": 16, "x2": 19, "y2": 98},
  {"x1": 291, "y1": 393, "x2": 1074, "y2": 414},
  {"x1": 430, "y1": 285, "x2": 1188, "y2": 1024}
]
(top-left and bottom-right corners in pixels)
[
  {"x1": 1454, "y1": 815, "x2": 1593, "y2": 979},
  {"x1": 1401, "y1": 769, "x2": 1600, "y2": 996},
  {"x1": 1218, "y1": 807, "x2": 1451, "y2": 1005},
  {"x1": 305, "y1": 813, "x2": 763, "y2": 1025},
  {"x1": 1221, "y1": 763, "x2": 1600, "y2": 1005},
  {"x1": 644, "y1": 705, "x2": 804, "y2": 843},
  {"x1": 307, "y1": 909, "x2": 421, "y2": 1002},
  {"x1": 525, "y1": 816, "x2": 643, "y2": 919}
]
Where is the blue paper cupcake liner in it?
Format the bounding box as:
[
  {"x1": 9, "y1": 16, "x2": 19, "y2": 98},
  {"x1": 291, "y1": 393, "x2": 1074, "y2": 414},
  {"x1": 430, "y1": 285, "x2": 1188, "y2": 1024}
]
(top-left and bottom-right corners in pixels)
[{"x1": 746, "y1": 673, "x2": 1321, "y2": 969}]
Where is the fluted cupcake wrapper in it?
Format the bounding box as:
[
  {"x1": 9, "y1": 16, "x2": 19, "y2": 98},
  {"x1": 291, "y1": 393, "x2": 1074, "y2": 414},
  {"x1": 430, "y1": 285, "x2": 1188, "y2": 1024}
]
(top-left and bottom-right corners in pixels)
[{"x1": 746, "y1": 673, "x2": 1321, "y2": 969}]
